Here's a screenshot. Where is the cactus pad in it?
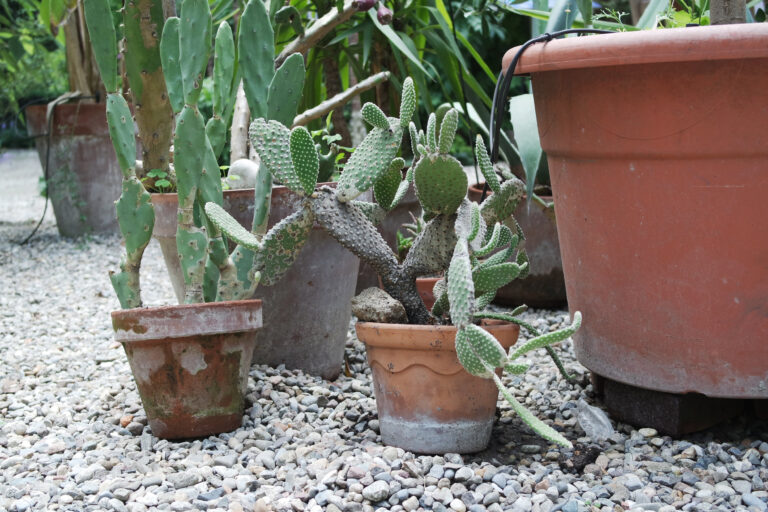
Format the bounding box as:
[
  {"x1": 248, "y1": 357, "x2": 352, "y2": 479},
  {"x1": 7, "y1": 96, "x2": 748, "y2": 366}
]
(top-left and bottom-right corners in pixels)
[
  {"x1": 83, "y1": 0, "x2": 118, "y2": 93},
  {"x1": 249, "y1": 118, "x2": 302, "y2": 194},
  {"x1": 399, "y1": 78, "x2": 416, "y2": 128},
  {"x1": 437, "y1": 108, "x2": 458, "y2": 154},
  {"x1": 159, "y1": 17, "x2": 184, "y2": 114},
  {"x1": 447, "y1": 238, "x2": 474, "y2": 328},
  {"x1": 213, "y1": 21, "x2": 235, "y2": 117},
  {"x1": 464, "y1": 324, "x2": 508, "y2": 368},
  {"x1": 178, "y1": 0, "x2": 211, "y2": 106},
  {"x1": 105, "y1": 94, "x2": 136, "y2": 178},
  {"x1": 509, "y1": 312, "x2": 582, "y2": 360},
  {"x1": 205, "y1": 117, "x2": 227, "y2": 159},
  {"x1": 480, "y1": 177, "x2": 525, "y2": 226},
  {"x1": 267, "y1": 53, "x2": 306, "y2": 127},
  {"x1": 254, "y1": 209, "x2": 315, "y2": 285},
  {"x1": 426, "y1": 112, "x2": 437, "y2": 151},
  {"x1": 455, "y1": 327, "x2": 492, "y2": 378},
  {"x1": 204, "y1": 202, "x2": 263, "y2": 250},
  {"x1": 373, "y1": 158, "x2": 404, "y2": 210},
  {"x1": 336, "y1": 118, "x2": 403, "y2": 202},
  {"x1": 473, "y1": 262, "x2": 522, "y2": 293},
  {"x1": 413, "y1": 154, "x2": 467, "y2": 215},
  {"x1": 289, "y1": 126, "x2": 319, "y2": 195},
  {"x1": 475, "y1": 135, "x2": 500, "y2": 193},
  {"x1": 362, "y1": 102, "x2": 390, "y2": 130},
  {"x1": 239, "y1": 0, "x2": 275, "y2": 118}
]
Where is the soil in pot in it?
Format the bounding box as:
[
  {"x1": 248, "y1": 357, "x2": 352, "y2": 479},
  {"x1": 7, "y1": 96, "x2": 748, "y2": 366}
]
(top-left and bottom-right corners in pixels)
[
  {"x1": 26, "y1": 103, "x2": 123, "y2": 238},
  {"x1": 151, "y1": 185, "x2": 360, "y2": 380},
  {"x1": 356, "y1": 320, "x2": 520, "y2": 454},
  {"x1": 469, "y1": 183, "x2": 566, "y2": 309},
  {"x1": 111, "y1": 300, "x2": 262, "y2": 439}
]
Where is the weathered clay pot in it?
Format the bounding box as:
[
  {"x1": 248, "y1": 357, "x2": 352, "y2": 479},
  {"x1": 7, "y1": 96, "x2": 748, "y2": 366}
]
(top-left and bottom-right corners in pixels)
[
  {"x1": 26, "y1": 103, "x2": 122, "y2": 237},
  {"x1": 505, "y1": 24, "x2": 768, "y2": 431},
  {"x1": 356, "y1": 321, "x2": 519, "y2": 453},
  {"x1": 469, "y1": 184, "x2": 566, "y2": 309},
  {"x1": 111, "y1": 300, "x2": 262, "y2": 439},
  {"x1": 152, "y1": 186, "x2": 360, "y2": 380}
]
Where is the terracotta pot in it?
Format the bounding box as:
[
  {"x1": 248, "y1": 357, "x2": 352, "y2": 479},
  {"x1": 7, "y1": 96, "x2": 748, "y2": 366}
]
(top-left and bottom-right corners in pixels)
[
  {"x1": 416, "y1": 277, "x2": 441, "y2": 311},
  {"x1": 469, "y1": 184, "x2": 566, "y2": 309},
  {"x1": 356, "y1": 321, "x2": 520, "y2": 453},
  {"x1": 504, "y1": 25, "x2": 768, "y2": 405},
  {"x1": 111, "y1": 300, "x2": 262, "y2": 439},
  {"x1": 152, "y1": 186, "x2": 360, "y2": 380},
  {"x1": 25, "y1": 103, "x2": 123, "y2": 238}
]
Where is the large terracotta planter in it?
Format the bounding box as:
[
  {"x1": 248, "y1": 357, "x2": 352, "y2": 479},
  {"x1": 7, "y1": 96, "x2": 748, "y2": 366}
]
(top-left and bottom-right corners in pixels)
[
  {"x1": 505, "y1": 25, "x2": 768, "y2": 429},
  {"x1": 356, "y1": 321, "x2": 520, "y2": 453},
  {"x1": 111, "y1": 300, "x2": 262, "y2": 439},
  {"x1": 26, "y1": 103, "x2": 122, "y2": 238},
  {"x1": 469, "y1": 184, "x2": 566, "y2": 309},
  {"x1": 152, "y1": 186, "x2": 360, "y2": 380}
]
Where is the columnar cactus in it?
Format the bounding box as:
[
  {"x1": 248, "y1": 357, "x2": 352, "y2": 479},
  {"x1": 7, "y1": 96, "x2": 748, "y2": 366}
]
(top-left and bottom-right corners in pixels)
[{"x1": 205, "y1": 77, "x2": 583, "y2": 447}]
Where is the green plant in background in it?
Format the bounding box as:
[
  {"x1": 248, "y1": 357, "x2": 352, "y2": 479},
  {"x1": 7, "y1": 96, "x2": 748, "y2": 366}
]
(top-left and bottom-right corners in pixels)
[
  {"x1": 206, "y1": 78, "x2": 582, "y2": 447},
  {"x1": 0, "y1": 0, "x2": 68, "y2": 147}
]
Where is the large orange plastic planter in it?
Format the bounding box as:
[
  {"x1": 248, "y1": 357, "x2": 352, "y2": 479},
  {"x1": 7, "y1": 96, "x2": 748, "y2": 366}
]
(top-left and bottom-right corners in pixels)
[{"x1": 504, "y1": 25, "x2": 768, "y2": 400}]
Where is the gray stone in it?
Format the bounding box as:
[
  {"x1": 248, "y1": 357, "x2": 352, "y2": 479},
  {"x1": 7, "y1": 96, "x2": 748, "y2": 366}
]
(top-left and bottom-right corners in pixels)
[
  {"x1": 623, "y1": 474, "x2": 643, "y2": 491},
  {"x1": 351, "y1": 288, "x2": 408, "y2": 324},
  {"x1": 454, "y1": 467, "x2": 474, "y2": 482},
  {"x1": 362, "y1": 481, "x2": 390, "y2": 502},
  {"x1": 169, "y1": 472, "x2": 203, "y2": 489},
  {"x1": 743, "y1": 493, "x2": 767, "y2": 511}
]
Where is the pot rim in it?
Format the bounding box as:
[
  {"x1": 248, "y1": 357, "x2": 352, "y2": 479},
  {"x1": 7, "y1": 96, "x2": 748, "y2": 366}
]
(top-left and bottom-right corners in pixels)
[
  {"x1": 111, "y1": 299, "x2": 263, "y2": 343},
  {"x1": 505, "y1": 24, "x2": 768, "y2": 76},
  {"x1": 356, "y1": 320, "x2": 520, "y2": 351}
]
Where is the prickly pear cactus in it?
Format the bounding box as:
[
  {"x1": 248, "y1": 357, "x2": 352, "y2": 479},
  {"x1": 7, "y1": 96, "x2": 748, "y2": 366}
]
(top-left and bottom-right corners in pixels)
[
  {"x1": 335, "y1": 77, "x2": 416, "y2": 202},
  {"x1": 202, "y1": 75, "x2": 583, "y2": 449}
]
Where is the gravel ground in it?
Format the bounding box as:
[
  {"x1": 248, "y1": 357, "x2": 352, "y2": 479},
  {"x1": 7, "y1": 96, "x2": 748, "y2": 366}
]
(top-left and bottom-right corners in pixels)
[{"x1": 1, "y1": 150, "x2": 767, "y2": 512}]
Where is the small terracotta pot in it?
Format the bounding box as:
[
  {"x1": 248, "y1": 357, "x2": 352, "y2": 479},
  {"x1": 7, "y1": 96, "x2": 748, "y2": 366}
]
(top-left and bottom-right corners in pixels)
[
  {"x1": 469, "y1": 184, "x2": 566, "y2": 309},
  {"x1": 356, "y1": 321, "x2": 520, "y2": 453},
  {"x1": 416, "y1": 277, "x2": 441, "y2": 310},
  {"x1": 111, "y1": 300, "x2": 262, "y2": 439}
]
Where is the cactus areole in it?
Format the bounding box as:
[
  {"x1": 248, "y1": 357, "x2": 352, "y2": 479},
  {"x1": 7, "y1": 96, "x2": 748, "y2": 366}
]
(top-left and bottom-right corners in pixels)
[{"x1": 206, "y1": 77, "x2": 584, "y2": 448}]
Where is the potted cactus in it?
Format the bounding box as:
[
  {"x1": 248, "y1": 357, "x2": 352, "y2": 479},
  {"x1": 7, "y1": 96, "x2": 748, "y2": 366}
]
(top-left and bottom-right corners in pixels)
[
  {"x1": 206, "y1": 78, "x2": 582, "y2": 453},
  {"x1": 145, "y1": 0, "x2": 389, "y2": 380},
  {"x1": 83, "y1": 0, "x2": 302, "y2": 439}
]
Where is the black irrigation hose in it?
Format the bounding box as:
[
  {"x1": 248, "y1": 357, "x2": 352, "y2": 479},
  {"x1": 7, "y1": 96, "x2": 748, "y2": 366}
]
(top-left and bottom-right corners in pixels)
[
  {"x1": 482, "y1": 28, "x2": 613, "y2": 201},
  {"x1": 18, "y1": 93, "x2": 98, "y2": 246}
]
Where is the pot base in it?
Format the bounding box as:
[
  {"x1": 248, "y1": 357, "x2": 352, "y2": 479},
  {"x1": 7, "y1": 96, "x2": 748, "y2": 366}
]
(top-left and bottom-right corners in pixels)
[
  {"x1": 594, "y1": 374, "x2": 746, "y2": 436},
  {"x1": 380, "y1": 417, "x2": 493, "y2": 454}
]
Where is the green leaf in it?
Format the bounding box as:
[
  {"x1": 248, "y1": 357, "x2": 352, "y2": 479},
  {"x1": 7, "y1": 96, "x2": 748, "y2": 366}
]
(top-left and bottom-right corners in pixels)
[
  {"x1": 636, "y1": 0, "x2": 670, "y2": 28},
  {"x1": 508, "y1": 94, "x2": 542, "y2": 202},
  {"x1": 369, "y1": 9, "x2": 431, "y2": 79}
]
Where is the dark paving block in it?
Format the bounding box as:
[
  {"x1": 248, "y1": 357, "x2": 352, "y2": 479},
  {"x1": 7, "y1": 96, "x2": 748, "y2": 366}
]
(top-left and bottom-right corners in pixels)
[{"x1": 592, "y1": 374, "x2": 745, "y2": 436}]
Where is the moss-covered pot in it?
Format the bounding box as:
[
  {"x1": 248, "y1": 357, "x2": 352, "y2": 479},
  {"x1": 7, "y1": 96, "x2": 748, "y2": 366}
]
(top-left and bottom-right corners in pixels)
[{"x1": 111, "y1": 300, "x2": 262, "y2": 439}]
